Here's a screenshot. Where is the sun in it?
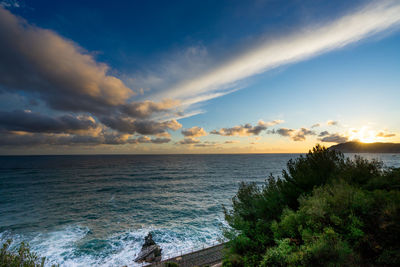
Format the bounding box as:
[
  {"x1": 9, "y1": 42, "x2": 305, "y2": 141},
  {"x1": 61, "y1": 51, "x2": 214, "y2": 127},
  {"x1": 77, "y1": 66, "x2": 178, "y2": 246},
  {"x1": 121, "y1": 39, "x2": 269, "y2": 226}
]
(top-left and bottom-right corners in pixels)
[{"x1": 349, "y1": 127, "x2": 378, "y2": 143}]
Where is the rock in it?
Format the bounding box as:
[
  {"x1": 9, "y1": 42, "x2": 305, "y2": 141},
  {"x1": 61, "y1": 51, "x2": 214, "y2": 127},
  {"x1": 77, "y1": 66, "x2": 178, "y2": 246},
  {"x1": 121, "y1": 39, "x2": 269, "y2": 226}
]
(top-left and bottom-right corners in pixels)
[
  {"x1": 143, "y1": 232, "x2": 156, "y2": 247},
  {"x1": 134, "y1": 233, "x2": 162, "y2": 263}
]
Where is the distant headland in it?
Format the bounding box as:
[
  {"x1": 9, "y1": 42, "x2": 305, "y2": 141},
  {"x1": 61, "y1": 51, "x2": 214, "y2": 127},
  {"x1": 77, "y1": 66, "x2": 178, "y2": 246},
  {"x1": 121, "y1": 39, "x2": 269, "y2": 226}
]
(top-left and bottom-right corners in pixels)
[{"x1": 329, "y1": 141, "x2": 400, "y2": 153}]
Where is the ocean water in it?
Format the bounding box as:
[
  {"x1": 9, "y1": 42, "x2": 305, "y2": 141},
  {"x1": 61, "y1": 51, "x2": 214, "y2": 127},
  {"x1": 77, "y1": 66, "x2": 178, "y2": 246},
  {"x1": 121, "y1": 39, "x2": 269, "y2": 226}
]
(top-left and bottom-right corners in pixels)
[{"x1": 0, "y1": 153, "x2": 399, "y2": 266}]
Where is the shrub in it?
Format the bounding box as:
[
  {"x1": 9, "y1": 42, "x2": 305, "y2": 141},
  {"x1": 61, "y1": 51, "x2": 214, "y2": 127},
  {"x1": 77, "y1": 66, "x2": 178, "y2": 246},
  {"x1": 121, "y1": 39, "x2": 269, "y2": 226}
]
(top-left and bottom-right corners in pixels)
[
  {"x1": 223, "y1": 145, "x2": 400, "y2": 266},
  {"x1": 0, "y1": 239, "x2": 58, "y2": 267},
  {"x1": 165, "y1": 262, "x2": 179, "y2": 267}
]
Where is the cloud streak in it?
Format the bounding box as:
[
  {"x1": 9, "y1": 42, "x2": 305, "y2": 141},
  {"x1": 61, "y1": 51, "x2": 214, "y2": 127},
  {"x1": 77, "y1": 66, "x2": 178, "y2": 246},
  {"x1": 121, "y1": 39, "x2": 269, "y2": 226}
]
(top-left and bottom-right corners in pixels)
[{"x1": 154, "y1": 0, "x2": 400, "y2": 104}]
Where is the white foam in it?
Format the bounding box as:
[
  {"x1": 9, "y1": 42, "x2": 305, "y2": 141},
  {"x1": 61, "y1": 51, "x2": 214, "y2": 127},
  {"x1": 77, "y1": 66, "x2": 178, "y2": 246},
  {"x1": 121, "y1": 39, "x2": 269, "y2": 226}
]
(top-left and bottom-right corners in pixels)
[{"x1": 1, "y1": 219, "x2": 228, "y2": 267}]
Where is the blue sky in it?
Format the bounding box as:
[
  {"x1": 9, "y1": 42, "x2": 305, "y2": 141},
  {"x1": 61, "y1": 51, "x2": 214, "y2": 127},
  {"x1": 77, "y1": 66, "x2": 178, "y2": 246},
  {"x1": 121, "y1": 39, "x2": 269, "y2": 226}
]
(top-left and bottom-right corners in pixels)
[{"x1": 0, "y1": 0, "x2": 399, "y2": 154}]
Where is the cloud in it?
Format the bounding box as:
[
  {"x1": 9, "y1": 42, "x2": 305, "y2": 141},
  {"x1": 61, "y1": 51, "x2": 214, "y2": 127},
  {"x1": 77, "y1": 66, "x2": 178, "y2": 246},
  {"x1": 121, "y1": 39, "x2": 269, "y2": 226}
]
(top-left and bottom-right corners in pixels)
[
  {"x1": 224, "y1": 140, "x2": 240, "y2": 144},
  {"x1": 120, "y1": 99, "x2": 180, "y2": 118},
  {"x1": 311, "y1": 123, "x2": 320, "y2": 128},
  {"x1": 0, "y1": 0, "x2": 20, "y2": 8},
  {"x1": 0, "y1": 110, "x2": 99, "y2": 134},
  {"x1": 178, "y1": 137, "x2": 201, "y2": 145},
  {"x1": 149, "y1": 137, "x2": 171, "y2": 144},
  {"x1": 0, "y1": 131, "x2": 113, "y2": 146},
  {"x1": 181, "y1": 126, "x2": 207, "y2": 137},
  {"x1": 193, "y1": 141, "x2": 218, "y2": 147},
  {"x1": 326, "y1": 120, "x2": 339, "y2": 126},
  {"x1": 100, "y1": 117, "x2": 182, "y2": 135},
  {"x1": 377, "y1": 131, "x2": 396, "y2": 138},
  {"x1": 319, "y1": 131, "x2": 330, "y2": 137},
  {"x1": 0, "y1": 7, "x2": 188, "y2": 149},
  {"x1": 152, "y1": 1, "x2": 400, "y2": 105},
  {"x1": 130, "y1": 136, "x2": 171, "y2": 144},
  {"x1": 0, "y1": 130, "x2": 171, "y2": 147},
  {"x1": 318, "y1": 132, "x2": 348, "y2": 143},
  {"x1": 0, "y1": 7, "x2": 134, "y2": 113},
  {"x1": 270, "y1": 127, "x2": 316, "y2": 141},
  {"x1": 292, "y1": 128, "x2": 316, "y2": 141},
  {"x1": 129, "y1": 45, "x2": 211, "y2": 96},
  {"x1": 211, "y1": 120, "x2": 283, "y2": 136},
  {"x1": 0, "y1": 132, "x2": 91, "y2": 147},
  {"x1": 272, "y1": 128, "x2": 294, "y2": 137}
]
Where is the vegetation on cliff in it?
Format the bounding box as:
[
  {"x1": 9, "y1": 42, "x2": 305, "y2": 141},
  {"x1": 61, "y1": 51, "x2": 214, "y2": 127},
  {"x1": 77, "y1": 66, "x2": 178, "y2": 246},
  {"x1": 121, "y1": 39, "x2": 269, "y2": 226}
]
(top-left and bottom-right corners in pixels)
[
  {"x1": 223, "y1": 145, "x2": 400, "y2": 266},
  {"x1": 0, "y1": 239, "x2": 58, "y2": 267},
  {"x1": 329, "y1": 141, "x2": 400, "y2": 153}
]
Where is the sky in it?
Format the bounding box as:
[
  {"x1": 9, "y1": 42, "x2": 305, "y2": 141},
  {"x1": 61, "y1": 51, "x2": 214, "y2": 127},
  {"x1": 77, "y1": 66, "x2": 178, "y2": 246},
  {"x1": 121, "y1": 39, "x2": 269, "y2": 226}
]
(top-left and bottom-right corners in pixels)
[{"x1": 0, "y1": 0, "x2": 399, "y2": 154}]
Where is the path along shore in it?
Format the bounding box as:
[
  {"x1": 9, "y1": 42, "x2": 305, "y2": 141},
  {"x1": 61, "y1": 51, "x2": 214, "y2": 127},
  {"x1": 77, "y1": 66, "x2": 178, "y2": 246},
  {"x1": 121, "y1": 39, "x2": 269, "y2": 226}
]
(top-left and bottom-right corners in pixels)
[{"x1": 145, "y1": 243, "x2": 225, "y2": 267}]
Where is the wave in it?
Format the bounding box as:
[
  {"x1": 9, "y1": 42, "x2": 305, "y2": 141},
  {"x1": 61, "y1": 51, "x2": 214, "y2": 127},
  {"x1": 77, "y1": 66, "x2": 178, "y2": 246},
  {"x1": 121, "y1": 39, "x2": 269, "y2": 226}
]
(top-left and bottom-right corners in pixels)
[{"x1": 1, "y1": 219, "x2": 226, "y2": 267}]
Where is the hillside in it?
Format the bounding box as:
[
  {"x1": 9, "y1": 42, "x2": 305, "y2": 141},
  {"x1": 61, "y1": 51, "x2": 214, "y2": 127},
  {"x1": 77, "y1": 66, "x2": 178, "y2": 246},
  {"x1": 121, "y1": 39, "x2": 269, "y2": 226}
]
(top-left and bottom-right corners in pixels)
[{"x1": 329, "y1": 141, "x2": 400, "y2": 153}]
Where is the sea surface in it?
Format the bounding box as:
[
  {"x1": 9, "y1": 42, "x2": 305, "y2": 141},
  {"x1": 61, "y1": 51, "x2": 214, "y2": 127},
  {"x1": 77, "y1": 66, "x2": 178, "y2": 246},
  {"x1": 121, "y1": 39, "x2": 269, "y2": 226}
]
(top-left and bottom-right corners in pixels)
[{"x1": 0, "y1": 153, "x2": 399, "y2": 266}]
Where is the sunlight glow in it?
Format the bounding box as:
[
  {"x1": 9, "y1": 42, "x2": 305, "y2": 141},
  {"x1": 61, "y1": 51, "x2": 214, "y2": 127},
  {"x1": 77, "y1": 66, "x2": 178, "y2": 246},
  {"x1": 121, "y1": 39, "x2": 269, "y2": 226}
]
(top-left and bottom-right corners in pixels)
[{"x1": 349, "y1": 127, "x2": 379, "y2": 143}]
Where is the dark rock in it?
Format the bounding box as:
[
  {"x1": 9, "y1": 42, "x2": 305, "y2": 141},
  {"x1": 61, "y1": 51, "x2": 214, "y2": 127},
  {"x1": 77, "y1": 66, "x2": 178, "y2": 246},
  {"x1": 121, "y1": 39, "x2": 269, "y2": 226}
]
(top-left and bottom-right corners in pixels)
[
  {"x1": 143, "y1": 232, "x2": 156, "y2": 247},
  {"x1": 134, "y1": 233, "x2": 162, "y2": 263}
]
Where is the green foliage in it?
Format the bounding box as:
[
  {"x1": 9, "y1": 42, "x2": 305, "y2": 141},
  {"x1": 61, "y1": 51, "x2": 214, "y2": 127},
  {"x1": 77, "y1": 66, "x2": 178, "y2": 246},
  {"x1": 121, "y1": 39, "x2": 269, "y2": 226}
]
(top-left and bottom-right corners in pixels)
[
  {"x1": 0, "y1": 239, "x2": 59, "y2": 267},
  {"x1": 222, "y1": 253, "x2": 243, "y2": 267},
  {"x1": 165, "y1": 262, "x2": 179, "y2": 267},
  {"x1": 223, "y1": 145, "x2": 400, "y2": 266}
]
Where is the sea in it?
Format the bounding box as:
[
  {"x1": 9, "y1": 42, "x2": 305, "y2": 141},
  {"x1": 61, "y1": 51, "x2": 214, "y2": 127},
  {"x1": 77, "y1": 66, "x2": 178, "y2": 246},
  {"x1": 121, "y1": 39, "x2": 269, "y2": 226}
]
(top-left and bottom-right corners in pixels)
[{"x1": 0, "y1": 153, "x2": 399, "y2": 266}]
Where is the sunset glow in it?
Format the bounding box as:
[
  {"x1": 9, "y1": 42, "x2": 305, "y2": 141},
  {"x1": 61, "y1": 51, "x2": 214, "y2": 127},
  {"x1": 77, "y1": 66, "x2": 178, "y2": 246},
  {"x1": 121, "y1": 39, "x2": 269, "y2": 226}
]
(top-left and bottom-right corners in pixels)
[
  {"x1": 0, "y1": 0, "x2": 399, "y2": 154},
  {"x1": 1, "y1": 1, "x2": 400, "y2": 266},
  {"x1": 349, "y1": 127, "x2": 377, "y2": 143}
]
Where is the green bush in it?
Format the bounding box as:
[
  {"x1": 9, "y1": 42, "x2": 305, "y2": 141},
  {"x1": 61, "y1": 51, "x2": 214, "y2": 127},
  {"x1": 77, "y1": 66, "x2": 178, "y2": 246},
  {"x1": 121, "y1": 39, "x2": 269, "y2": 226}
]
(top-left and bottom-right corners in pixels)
[
  {"x1": 0, "y1": 239, "x2": 59, "y2": 267},
  {"x1": 165, "y1": 262, "x2": 179, "y2": 267},
  {"x1": 223, "y1": 145, "x2": 400, "y2": 266}
]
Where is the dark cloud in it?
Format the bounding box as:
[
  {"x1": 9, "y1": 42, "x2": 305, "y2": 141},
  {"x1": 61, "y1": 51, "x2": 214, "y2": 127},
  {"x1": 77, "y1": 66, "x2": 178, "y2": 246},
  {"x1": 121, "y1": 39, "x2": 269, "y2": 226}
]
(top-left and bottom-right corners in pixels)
[
  {"x1": 0, "y1": 7, "x2": 182, "y2": 150},
  {"x1": 0, "y1": 7, "x2": 133, "y2": 113},
  {"x1": 318, "y1": 131, "x2": 330, "y2": 137},
  {"x1": 149, "y1": 137, "x2": 171, "y2": 144},
  {"x1": 272, "y1": 128, "x2": 294, "y2": 137},
  {"x1": 120, "y1": 99, "x2": 179, "y2": 118},
  {"x1": 181, "y1": 126, "x2": 207, "y2": 137},
  {"x1": 0, "y1": 110, "x2": 98, "y2": 134},
  {"x1": 130, "y1": 136, "x2": 171, "y2": 144},
  {"x1": 0, "y1": 7, "x2": 179, "y2": 120},
  {"x1": 211, "y1": 120, "x2": 283, "y2": 136},
  {"x1": 100, "y1": 117, "x2": 181, "y2": 135},
  {"x1": 0, "y1": 131, "x2": 171, "y2": 147},
  {"x1": 269, "y1": 127, "x2": 315, "y2": 141},
  {"x1": 318, "y1": 133, "x2": 348, "y2": 143},
  {"x1": 0, "y1": 132, "x2": 56, "y2": 146},
  {"x1": 0, "y1": 132, "x2": 102, "y2": 147},
  {"x1": 291, "y1": 128, "x2": 316, "y2": 141}
]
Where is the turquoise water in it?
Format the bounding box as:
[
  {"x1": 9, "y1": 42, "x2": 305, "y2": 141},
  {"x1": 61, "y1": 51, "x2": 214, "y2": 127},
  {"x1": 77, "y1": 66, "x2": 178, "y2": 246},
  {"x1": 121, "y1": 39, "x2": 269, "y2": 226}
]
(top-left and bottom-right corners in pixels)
[{"x1": 0, "y1": 154, "x2": 399, "y2": 266}]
